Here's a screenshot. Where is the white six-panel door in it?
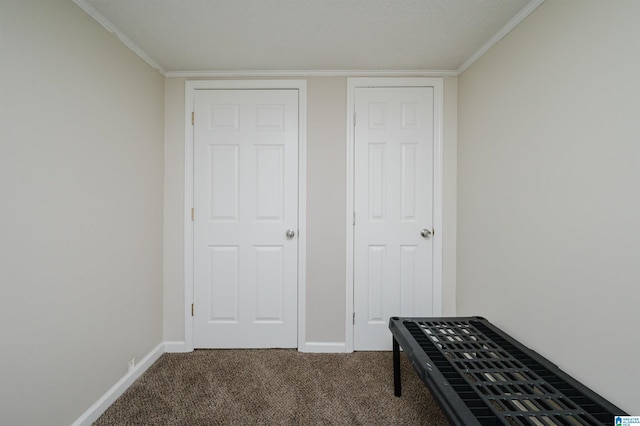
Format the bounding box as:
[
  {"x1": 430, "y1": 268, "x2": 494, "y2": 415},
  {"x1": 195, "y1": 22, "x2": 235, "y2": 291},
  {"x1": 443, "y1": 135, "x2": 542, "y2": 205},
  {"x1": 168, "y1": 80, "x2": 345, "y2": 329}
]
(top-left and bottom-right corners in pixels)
[
  {"x1": 193, "y1": 89, "x2": 299, "y2": 348},
  {"x1": 354, "y1": 87, "x2": 435, "y2": 350}
]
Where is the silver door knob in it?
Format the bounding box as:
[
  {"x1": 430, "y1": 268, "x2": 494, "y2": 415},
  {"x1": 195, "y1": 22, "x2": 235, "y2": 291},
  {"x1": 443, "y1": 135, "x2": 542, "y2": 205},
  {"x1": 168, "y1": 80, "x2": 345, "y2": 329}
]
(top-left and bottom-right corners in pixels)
[
  {"x1": 286, "y1": 229, "x2": 296, "y2": 239},
  {"x1": 421, "y1": 228, "x2": 432, "y2": 238}
]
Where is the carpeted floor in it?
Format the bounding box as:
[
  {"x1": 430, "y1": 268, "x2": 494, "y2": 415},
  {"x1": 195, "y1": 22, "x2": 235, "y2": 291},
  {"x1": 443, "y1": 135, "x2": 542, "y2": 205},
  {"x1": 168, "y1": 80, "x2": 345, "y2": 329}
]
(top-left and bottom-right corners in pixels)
[{"x1": 94, "y1": 349, "x2": 450, "y2": 425}]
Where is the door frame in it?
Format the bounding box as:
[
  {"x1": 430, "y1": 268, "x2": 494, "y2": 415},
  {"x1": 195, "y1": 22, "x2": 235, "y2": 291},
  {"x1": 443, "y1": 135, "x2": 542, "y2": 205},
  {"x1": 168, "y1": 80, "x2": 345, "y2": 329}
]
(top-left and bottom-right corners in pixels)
[
  {"x1": 184, "y1": 80, "x2": 307, "y2": 351},
  {"x1": 345, "y1": 77, "x2": 443, "y2": 352}
]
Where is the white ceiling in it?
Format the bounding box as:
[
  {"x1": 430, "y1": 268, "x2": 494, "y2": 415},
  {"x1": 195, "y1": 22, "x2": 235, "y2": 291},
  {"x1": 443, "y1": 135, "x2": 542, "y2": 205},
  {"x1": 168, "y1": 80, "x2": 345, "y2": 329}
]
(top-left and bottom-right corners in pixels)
[{"x1": 74, "y1": 0, "x2": 543, "y2": 76}]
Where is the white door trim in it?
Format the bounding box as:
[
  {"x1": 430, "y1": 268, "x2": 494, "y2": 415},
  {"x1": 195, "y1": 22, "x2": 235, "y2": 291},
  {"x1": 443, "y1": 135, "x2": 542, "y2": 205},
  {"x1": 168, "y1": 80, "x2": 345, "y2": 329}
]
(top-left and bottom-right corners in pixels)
[
  {"x1": 345, "y1": 77, "x2": 443, "y2": 352},
  {"x1": 184, "y1": 80, "x2": 307, "y2": 352}
]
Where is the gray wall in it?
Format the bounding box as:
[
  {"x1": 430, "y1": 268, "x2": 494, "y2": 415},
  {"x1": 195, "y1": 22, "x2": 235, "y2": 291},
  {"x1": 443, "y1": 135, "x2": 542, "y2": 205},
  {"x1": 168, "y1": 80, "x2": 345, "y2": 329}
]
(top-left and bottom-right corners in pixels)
[
  {"x1": 457, "y1": 0, "x2": 640, "y2": 413},
  {"x1": 0, "y1": 1, "x2": 165, "y2": 424},
  {"x1": 163, "y1": 76, "x2": 458, "y2": 345}
]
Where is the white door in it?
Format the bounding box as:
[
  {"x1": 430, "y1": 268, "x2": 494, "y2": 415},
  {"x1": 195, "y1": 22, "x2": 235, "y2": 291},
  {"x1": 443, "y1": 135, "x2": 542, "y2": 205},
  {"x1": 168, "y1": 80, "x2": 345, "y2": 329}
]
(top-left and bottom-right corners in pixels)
[
  {"x1": 193, "y1": 89, "x2": 299, "y2": 348},
  {"x1": 354, "y1": 87, "x2": 434, "y2": 350}
]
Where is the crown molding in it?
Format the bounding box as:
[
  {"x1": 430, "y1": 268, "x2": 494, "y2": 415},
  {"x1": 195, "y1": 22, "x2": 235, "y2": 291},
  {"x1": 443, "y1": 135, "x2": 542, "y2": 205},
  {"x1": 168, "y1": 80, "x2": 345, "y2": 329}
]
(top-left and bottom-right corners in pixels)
[
  {"x1": 164, "y1": 69, "x2": 457, "y2": 78},
  {"x1": 456, "y1": 0, "x2": 544, "y2": 75},
  {"x1": 72, "y1": 0, "x2": 166, "y2": 76}
]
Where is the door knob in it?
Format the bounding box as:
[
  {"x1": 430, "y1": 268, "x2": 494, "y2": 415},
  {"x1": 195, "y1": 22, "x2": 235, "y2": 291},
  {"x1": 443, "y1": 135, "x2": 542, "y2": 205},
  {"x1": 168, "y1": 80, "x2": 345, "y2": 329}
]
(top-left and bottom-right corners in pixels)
[
  {"x1": 420, "y1": 228, "x2": 432, "y2": 238},
  {"x1": 286, "y1": 229, "x2": 296, "y2": 239}
]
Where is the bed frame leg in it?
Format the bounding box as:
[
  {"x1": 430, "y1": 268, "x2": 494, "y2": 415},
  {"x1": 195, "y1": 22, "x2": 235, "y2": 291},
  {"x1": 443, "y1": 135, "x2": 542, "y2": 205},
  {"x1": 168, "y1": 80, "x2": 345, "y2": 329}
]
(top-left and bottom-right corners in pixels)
[{"x1": 393, "y1": 337, "x2": 401, "y2": 397}]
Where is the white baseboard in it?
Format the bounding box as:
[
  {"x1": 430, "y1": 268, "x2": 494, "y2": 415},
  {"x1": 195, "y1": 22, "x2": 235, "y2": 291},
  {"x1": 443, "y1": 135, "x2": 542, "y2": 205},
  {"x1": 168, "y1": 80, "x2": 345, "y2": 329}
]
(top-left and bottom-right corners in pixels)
[
  {"x1": 72, "y1": 342, "x2": 164, "y2": 426},
  {"x1": 164, "y1": 341, "x2": 190, "y2": 353},
  {"x1": 299, "y1": 341, "x2": 348, "y2": 353}
]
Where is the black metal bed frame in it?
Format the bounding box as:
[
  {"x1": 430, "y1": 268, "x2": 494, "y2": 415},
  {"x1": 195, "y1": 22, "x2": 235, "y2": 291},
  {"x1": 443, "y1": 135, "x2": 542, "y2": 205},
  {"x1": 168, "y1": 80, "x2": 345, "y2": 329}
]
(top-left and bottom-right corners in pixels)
[{"x1": 390, "y1": 317, "x2": 627, "y2": 426}]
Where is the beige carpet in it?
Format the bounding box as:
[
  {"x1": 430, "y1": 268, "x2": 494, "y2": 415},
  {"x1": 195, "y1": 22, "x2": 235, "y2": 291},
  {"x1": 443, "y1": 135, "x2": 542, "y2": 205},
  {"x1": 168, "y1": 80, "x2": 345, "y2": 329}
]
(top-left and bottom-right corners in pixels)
[{"x1": 95, "y1": 349, "x2": 450, "y2": 425}]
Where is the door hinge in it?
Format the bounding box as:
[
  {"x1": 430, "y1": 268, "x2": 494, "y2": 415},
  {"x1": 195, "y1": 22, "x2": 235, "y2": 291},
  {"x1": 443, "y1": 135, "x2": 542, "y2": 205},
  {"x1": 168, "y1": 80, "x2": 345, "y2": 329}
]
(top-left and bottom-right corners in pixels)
[
  {"x1": 191, "y1": 208, "x2": 194, "y2": 221},
  {"x1": 191, "y1": 303, "x2": 194, "y2": 317},
  {"x1": 353, "y1": 111, "x2": 356, "y2": 127},
  {"x1": 353, "y1": 212, "x2": 356, "y2": 226},
  {"x1": 353, "y1": 312, "x2": 355, "y2": 325},
  {"x1": 191, "y1": 111, "x2": 195, "y2": 125}
]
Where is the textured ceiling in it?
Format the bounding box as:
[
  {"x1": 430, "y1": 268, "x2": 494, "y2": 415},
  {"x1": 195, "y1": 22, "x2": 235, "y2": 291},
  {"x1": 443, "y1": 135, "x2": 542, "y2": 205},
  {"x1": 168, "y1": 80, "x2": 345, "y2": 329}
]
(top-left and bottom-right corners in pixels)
[{"x1": 77, "y1": 0, "x2": 540, "y2": 75}]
